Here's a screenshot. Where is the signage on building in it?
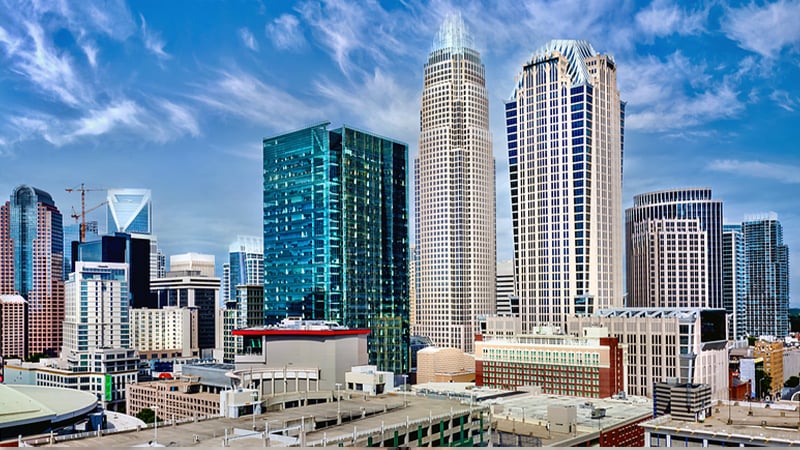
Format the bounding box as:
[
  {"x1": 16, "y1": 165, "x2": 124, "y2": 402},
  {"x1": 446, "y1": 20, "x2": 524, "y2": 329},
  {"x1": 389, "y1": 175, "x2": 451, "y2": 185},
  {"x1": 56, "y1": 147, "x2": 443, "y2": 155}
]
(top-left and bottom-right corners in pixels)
[{"x1": 105, "y1": 374, "x2": 112, "y2": 401}]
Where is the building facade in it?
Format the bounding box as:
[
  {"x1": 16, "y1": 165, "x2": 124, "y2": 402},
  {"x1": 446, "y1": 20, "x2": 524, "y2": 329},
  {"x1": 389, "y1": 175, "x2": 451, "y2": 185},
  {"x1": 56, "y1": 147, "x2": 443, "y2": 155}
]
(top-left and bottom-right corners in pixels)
[
  {"x1": 62, "y1": 221, "x2": 99, "y2": 280},
  {"x1": 126, "y1": 377, "x2": 222, "y2": 422},
  {"x1": 567, "y1": 308, "x2": 729, "y2": 399},
  {"x1": 496, "y1": 260, "x2": 518, "y2": 316},
  {"x1": 626, "y1": 188, "x2": 722, "y2": 309},
  {"x1": 151, "y1": 269, "x2": 219, "y2": 351},
  {"x1": 221, "y1": 236, "x2": 263, "y2": 304},
  {"x1": 0, "y1": 295, "x2": 27, "y2": 358},
  {"x1": 170, "y1": 252, "x2": 216, "y2": 277},
  {"x1": 753, "y1": 340, "x2": 784, "y2": 398},
  {"x1": 475, "y1": 329, "x2": 625, "y2": 398},
  {"x1": 1, "y1": 185, "x2": 65, "y2": 357},
  {"x1": 130, "y1": 306, "x2": 199, "y2": 359},
  {"x1": 742, "y1": 214, "x2": 789, "y2": 338},
  {"x1": 263, "y1": 123, "x2": 409, "y2": 373},
  {"x1": 722, "y1": 224, "x2": 747, "y2": 339},
  {"x1": 414, "y1": 13, "x2": 496, "y2": 353},
  {"x1": 106, "y1": 189, "x2": 152, "y2": 234},
  {"x1": 506, "y1": 40, "x2": 624, "y2": 333}
]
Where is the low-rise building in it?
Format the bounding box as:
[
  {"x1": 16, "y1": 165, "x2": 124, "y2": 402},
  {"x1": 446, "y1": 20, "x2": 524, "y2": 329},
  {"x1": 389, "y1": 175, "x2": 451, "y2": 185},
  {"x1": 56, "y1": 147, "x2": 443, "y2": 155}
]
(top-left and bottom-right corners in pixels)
[
  {"x1": 0, "y1": 295, "x2": 26, "y2": 358},
  {"x1": 416, "y1": 347, "x2": 475, "y2": 384},
  {"x1": 345, "y1": 365, "x2": 394, "y2": 395},
  {"x1": 126, "y1": 376, "x2": 222, "y2": 422},
  {"x1": 754, "y1": 339, "x2": 784, "y2": 398}
]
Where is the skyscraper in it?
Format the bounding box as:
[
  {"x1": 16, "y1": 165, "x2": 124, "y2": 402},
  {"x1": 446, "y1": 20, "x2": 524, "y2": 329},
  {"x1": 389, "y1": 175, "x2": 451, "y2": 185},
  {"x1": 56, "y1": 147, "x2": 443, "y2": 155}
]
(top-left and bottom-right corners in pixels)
[
  {"x1": 742, "y1": 214, "x2": 789, "y2": 338},
  {"x1": 722, "y1": 224, "x2": 747, "y2": 339},
  {"x1": 626, "y1": 188, "x2": 723, "y2": 309},
  {"x1": 1, "y1": 185, "x2": 65, "y2": 357},
  {"x1": 507, "y1": 40, "x2": 624, "y2": 332},
  {"x1": 107, "y1": 189, "x2": 152, "y2": 234},
  {"x1": 221, "y1": 235, "x2": 263, "y2": 304},
  {"x1": 414, "y1": 13, "x2": 496, "y2": 353},
  {"x1": 63, "y1": 220, "x2": 99, "y2": 280},
  {"x1": 263, "y1": 122, "x2": 409, "y2": 373}
]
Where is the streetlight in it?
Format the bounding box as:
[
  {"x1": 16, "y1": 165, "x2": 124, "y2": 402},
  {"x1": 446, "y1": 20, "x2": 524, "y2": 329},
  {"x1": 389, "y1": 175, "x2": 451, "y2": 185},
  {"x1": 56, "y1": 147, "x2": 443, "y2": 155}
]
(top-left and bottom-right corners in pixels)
[
  {"x1": 150, "y1": 405, "x2": 159, "y2": 445},
  {"x1": 402, "y1": 374, "x2": 408, "y2": 407},
  {"x1": 335, "y1": 383, "x2": 342, "y2": 425}
]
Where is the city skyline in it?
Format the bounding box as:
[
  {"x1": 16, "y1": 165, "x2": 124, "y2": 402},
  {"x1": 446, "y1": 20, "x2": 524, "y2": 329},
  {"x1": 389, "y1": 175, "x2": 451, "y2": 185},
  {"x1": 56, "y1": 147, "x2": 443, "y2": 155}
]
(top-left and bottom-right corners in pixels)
[{"x1": 1, "y1": 0, "x2": 799, "y2": 306}]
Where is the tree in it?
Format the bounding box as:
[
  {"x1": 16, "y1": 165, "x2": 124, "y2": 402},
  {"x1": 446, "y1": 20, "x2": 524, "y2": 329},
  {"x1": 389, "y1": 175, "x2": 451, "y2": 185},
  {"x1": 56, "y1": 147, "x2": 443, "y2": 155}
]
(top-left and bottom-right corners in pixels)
[
  {"x1": 136, "y1": 408, "x2": 156, "y2": 424},
  {"x1": 759, "y1": 374, "x2": 772, "y2": 399},
  {"x1": 785, "y1": 375, "x2": 800, "y2": 388},
  {"x1": 746, "y1": 336, "x2": 757, "y2": 346}
]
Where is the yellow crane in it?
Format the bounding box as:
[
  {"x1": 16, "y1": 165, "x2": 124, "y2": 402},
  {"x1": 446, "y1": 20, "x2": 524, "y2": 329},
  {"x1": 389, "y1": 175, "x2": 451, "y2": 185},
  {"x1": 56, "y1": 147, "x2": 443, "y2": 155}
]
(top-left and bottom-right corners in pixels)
[{"x1": 65, "y1": 184, "x2": 107, "y2": 243}]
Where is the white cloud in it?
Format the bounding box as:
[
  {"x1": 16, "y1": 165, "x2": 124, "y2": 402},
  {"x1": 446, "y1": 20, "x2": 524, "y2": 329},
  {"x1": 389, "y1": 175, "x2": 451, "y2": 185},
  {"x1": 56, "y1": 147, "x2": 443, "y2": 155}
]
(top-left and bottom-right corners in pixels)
[
  {"x1": 769, "y1": 90, "x2": 798, "y2": 112},
  {"x1": 634, "y1": 0, "x2": 706, "y2": 37},
  {"x1": 140, "y1": 13, "x2": 170, "y2": 59},
  {"x1": 238, "y1": 27, "x2": 258, "y2": 51},
  {"x1": 69, "y1": 100, "x2": 142, "y2": 139},
  {"x1": 708, "y1": 159, "x2": 800, "y2": 184},
  {"x1": 81, "y1": 41, "x2": 98, "y2": 67},
  {"x1": 159, "y1": 100, "x2": 200, "y2": 138},
  {"x1": 191, "y1": 70, "x2": 327, "y2": 131},
  {"x1": 721, "y1": 0, "x2": 800, "y2": 58},
  {"x1": 265, "y1": 14, "x2": 305, "y2": 51}
]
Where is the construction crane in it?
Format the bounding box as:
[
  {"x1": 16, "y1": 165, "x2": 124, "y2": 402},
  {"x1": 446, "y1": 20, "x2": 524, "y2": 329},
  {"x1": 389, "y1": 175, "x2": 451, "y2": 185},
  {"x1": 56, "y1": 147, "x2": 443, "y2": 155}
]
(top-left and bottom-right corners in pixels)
[{"x1": 65, "y1": 184, "x2": 107, "y2": 243}]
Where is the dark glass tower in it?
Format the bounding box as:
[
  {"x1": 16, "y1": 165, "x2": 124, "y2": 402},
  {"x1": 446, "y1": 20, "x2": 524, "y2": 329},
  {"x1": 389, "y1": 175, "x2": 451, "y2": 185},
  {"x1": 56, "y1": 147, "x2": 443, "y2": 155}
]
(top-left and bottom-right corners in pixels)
[{"x1": 263, "y1": 122, "x2": 409, "y2": 373}]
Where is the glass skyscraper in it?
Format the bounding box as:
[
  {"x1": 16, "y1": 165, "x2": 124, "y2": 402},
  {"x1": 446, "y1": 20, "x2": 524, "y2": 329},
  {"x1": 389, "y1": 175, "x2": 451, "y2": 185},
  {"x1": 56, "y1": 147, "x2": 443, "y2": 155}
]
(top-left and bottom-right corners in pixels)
[
  {"x1": 1, "y1": 185, "x2": 64, "y2": 357},
  {"x1": 507, "y1": 40, "x2": 624, "y2": 332},
  {"x1": 263, "y1": 122, "x2": 409, "y2": 373},
  {"x1": 414, "y1": 13, "x2": 496, "y2": 353},
  {"x1": 222, "y1": 235, "x2": 263, "y2": 304},
  {"x1": 626, "y1": 188, "x2": 723, "y2": 309},
  {"x1": 107, "y1": 189, "x2": 152, "y2": 234},
  {"x1": 742, "y1": 214, "x2": 789, "y2": 338},
  {"x1": 722, "y1": 224, "x2": 747, "y2": 339}
]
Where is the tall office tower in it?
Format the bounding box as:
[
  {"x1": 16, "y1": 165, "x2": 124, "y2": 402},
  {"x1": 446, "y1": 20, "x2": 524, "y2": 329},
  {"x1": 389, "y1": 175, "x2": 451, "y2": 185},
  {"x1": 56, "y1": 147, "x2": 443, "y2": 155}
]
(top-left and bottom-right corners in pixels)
[
  {"x1": 263, "y1": 122, "x2": 409, "y2": 373},
  {"x1": 507, "y1": 40, "x2": 624, "y2": 332},
  {"x1": 107, "y1": 189, "x2": 152, "y2": 234},
  {"x1": 222, "y1": 235, "x2": 263, "y2": 303},
  {"x1": 626, "y1": 188, "x2": 723, "y2": 309},
  {"x1": 414, "y1": 13, "x2": 496, "y2": 353},
  {"x1": 62, "y1": 262, "x2": 131, "y2": 362},
  {"x1": 496, "y1": 260, "x2": 519, "y2": 316},
  {"x1": 1, "y1": 185, "x2": 65, "y2": 356},
  {"x1": 722, "y1": 225, "x2": 747, "y2": 339},
  {"x1": 63, "y1": 221, "x2": 100, "y2": 279},
  {"x1": 409, "y1": 244, "x2": 417, "y2": 332},
  {"x1": 742, "y1": 214, "x2": 789, "y2": 338}
]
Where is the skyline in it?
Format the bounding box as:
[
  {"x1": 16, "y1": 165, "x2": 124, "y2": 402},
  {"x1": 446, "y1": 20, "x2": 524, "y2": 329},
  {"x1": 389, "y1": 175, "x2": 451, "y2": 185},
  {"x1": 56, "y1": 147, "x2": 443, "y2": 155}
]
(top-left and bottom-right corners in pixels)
[{"x1": 1, "y1": 0, "x2": 799, "y2": 306}]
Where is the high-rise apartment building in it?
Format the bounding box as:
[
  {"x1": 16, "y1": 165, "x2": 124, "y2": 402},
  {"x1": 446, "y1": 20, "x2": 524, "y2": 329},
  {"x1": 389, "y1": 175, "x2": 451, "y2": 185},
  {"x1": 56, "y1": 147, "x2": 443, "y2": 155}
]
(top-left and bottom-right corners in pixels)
[
  {"x1": 221, "y1": 236, "x2": 263, "y2": 304},
  {"x1": 263, "y1": 122, "x2": 409, "y2": 373},
  {"x1": 414, "y1": 13, "x2": 496, "y2": 352},
  {"x1": 626, "y1": 188, "x2": 723, "y2": 309},
  {"x1": 506, "y1": 40, "x2": 624, "y2": 332},
  {"x1": 742, "y1": 214, "x2": 789, "y2": 338},
  {"x1": 722, "y1": 224, "x2": 747, "y2": 339},
  {"x1": 1, "y1": 185, "x2": 65, "y2": 357}
]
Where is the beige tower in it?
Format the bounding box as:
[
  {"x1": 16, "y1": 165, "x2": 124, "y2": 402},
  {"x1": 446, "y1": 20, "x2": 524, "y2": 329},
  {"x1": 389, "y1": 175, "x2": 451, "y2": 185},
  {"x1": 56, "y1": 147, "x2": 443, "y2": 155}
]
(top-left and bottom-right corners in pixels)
[
  {"x1": 414, "y1": 13, "x2": 496, "y2": 353},
  {"x1": 507, "y1": 40, "x2": 624, "y2": 332}
]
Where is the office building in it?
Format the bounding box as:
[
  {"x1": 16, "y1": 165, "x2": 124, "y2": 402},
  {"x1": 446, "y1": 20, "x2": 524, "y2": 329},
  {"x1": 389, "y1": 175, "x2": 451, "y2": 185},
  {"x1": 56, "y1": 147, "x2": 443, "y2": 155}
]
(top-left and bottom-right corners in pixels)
[
  {"x1": 415, "y1": 13, "x2": 496, "y2": 353},
  {"x1": 130, "y1": 306, "x2": 199, "y2": 359},
  {"x1": 475, "y1": 327, "x2": 625, "y2": 398},
  {"x1": 416, "y1": 347, "x2": 476, "y2": 384},
  {"x1": 170, "y1": 252, "x2": 215, "y2": 277},
  {"x1": 626, "y1": 188, "x2": 722, "y2": 309},
  {"x1": 106, "y1": 189, "x2": 152, "y2": 234},
  {"x1": 409, "y1": 244, "x2": 417, "y2": 332},
  {"x1": 62, "y1": 221, "x2": 99, "y2": 280},
  {"x1": 567, "y1": 308, "x2": 729, "y2": 399},
  {"x1": 263, "y1": 122, "x2": 409, "y2": 373},
  {"x1": 73, "y1": 232, "x2": 153, "y2": 308},
  {"x1": 1, "y1": 185, "x2": 65, "y2": 357},
  {"x1": 151, "y1": 259, "x2": 220, "y2": 351},
  {"x1": 506, "y1": 40, "x2": 624, "y2": 332},
  {"x1": 753, "y1": 340, "x2": 784, "y2": 398},
  {"x1": 742, "y1": 214, "x2": 789, "y2": 338},
  {"x1": 221, "y1": 236, "x2": 263, "y2": 304},
  {"x1": 496, "y1": 260, "x2": 518, "y2": 316},
  {"x1": 126, "y1": 376, "x2": 223, "y2": 422},
  {"x1": 0, "y1": 295, "x2": 27, "y2": 358},
  {"x1": 722, "y1": 224, "x2": 747, "y2": 339}
]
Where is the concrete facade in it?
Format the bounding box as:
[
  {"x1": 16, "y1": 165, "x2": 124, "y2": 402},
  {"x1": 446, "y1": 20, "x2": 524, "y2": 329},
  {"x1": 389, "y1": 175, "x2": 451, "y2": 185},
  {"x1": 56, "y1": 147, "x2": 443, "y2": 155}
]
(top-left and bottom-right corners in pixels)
[
  {"x1": 416, "y1": 347, "x2": 475, "y2": 384},
  {"x1": 130, "y1": 306, "x2": 199, "y2": 359},
  {"x1": 0, "y1": 295, "x2": 26, "y2": 358}
]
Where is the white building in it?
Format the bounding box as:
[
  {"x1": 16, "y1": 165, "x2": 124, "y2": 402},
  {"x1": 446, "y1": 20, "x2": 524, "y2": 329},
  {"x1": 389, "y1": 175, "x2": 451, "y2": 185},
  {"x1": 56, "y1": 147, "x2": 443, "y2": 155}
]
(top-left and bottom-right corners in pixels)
[
  {"x1": 506, "y1": 40, "x2": 624, "y2": 332},
  {"x1": 130, "y1": 306, "x2": 199, "y2": 359},
  {"x1": 170, "y1": 253, "x2": 216, "y2": 277},
  {"x1": 221, "y1": 235, "x2": 263, "y2": 304},
  {"x1": 496, "y1": 260, "x2": 517, "y2": 316},
  {"x1": 414, "y1": 13, "x2": 496, "y2": 353}
]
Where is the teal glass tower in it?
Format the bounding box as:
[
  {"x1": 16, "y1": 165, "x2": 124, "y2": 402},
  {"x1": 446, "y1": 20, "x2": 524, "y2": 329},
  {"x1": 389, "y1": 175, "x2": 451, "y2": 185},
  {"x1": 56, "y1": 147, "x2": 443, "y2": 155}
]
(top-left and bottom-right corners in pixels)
[{"x1": 263, "y1": 122, "x2": 409, "y2": 373}]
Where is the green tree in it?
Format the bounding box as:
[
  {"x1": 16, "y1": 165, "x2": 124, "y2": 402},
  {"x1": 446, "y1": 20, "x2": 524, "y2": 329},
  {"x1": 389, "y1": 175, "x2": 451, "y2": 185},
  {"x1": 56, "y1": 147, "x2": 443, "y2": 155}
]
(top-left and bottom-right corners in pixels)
[
  {"x1": 746, "y1": 336, "x2": 757, "y2": 346},
  {"x1": 785, "y1": 375, "x2": 800, "y2": 388},
  {"x1": 136, "y1": 408, "x2": 156, "y2": 424},
  {"x1": 759, "y1": 374, "x2": 772, "y2": 399}
]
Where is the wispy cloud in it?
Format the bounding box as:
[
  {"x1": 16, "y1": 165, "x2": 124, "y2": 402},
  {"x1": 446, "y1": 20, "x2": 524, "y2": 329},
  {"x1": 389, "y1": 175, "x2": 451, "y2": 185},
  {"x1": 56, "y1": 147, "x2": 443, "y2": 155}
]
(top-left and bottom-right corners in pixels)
[
  {"x1": 158, "y1": 100, "x2": 201, "y2": 139},
  {"x1": 769, "y1": 90, "x2": 798, "y2": 112},
  {"x1": 634, "y1": 0, "x2": 706, "y2": 38},
  {"x1": 191, "y1": 70, "x2": 327, "y2": 131},
  {"x1": 238, "y1": 27, "x2": 258, "y2": 51},
  {"x1": 265, "y1": 14, "x2": 305, "y2": 51},
  {"x1": 81, "y1": 41, "x2": 98, "y2": 67},
  {"x1": 721, "y1": 0, "x2": 800, "y2": 58},
  {"x1": 708, "y1": 159, "x2": 800, "y2": 184},
  {"x1": 69, "y1": 100, "x2": 142, "y2": 139},
  {"x1": 140, "y1": 13, "x2": 170, "y2": 59}
]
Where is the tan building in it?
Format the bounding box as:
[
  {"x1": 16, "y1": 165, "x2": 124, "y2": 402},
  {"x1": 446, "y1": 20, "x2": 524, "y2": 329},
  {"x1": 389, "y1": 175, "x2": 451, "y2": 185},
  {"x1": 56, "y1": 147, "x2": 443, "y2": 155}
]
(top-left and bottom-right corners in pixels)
[
  {"x1": 416, "y1": 347, "x2": 475, "y2": 384},
  {"x1": 169, "y1": 253, "x2": 215, "y2": 277},
  {"x1": 753, "y1": 340, "x2": 784, "y2": 397},
  {"x1": 568, "y1": 308, "x2": 729, "y2": 399},
  {"x1": 130, "y1": 306, "x2": 198, "y2": 359},
  {"x1": 126, "y1": 377, "x2": 221, "y2": 421},
  {"x1": 0, "y1": 295, "x2": 26, "y2": 358}
]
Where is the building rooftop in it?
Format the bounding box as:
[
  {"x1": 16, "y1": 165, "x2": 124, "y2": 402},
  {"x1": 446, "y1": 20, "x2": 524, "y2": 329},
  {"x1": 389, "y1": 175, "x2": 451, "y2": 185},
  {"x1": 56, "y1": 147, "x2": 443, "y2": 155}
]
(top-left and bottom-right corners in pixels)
[
  {"x1": 232, "y1": 317, "x2": 370, "y2": 336},
  {"x1": 0, "y1": 385, "x2": 97, "y2": 428}
]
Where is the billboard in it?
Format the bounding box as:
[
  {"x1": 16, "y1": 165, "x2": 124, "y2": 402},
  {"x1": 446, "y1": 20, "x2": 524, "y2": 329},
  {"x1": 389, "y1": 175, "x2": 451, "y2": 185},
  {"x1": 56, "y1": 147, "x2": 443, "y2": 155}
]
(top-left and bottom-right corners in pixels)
[{"x1": 700, "y1": 310, "x2": 727, "y2": 343}]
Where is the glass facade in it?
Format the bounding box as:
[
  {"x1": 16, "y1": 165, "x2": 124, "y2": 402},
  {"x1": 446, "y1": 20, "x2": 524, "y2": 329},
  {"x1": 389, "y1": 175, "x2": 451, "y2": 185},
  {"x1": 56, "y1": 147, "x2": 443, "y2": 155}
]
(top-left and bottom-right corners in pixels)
[
  {"x1": 722, "y1": 224, "x2": 747, "y2": 339},
  {"x1": 263, "y1": 122, "x2": 409, "y2": 373},
  {"x1": 742, "y1": 216, "x2": 789, "y2": 338},
  {"x1": 107, "y1": 189, "x2": 152, "y2": 234}
]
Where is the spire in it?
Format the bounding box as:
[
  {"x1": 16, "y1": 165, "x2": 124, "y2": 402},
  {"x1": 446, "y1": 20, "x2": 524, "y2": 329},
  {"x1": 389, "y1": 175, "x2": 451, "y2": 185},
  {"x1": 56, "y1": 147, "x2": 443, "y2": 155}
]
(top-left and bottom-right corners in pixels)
[
  {"x1": 431, "y1": 12, "x2": 474, "y2": 53},
  {"x1": 531, "y1": 39, "x2": 599, "y2": 86}
]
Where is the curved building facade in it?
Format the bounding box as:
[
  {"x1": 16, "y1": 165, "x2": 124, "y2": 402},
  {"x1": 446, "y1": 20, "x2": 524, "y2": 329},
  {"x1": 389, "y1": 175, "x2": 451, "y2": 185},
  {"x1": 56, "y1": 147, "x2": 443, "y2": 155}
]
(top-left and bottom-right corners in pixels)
[
  {"x1": 626, "y1": 188, "x2": 722, "y2": 309},
  {"x1": 506, "y1": 40, "x2": 624, "y2": 332},
  {"x1": 414, "y1": 13, "x2": 496, "y2": 353}
]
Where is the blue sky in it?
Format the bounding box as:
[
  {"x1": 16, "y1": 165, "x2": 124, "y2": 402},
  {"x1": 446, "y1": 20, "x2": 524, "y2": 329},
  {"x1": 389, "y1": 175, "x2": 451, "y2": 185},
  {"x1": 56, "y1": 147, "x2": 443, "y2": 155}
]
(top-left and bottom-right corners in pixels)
[{"x1": 1, "y1": 0, "x2": 799, "y2": 306}]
